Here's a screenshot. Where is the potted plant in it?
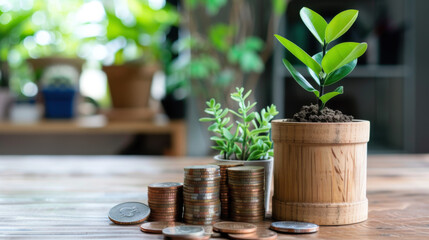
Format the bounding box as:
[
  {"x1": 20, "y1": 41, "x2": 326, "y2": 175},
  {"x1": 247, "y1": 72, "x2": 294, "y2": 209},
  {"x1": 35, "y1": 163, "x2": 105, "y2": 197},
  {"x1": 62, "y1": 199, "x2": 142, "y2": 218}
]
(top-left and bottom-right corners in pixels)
[
  {"x1": 40, "y1": 65, "x2": 79, "y2": 118},
  {"x1": 199, "y1": 87, "x2": 279, "y2": 210},
  {"x1": 271, "y1": 7, "x2": 369, "y2": 225},
  {"x1": 99, "y1": 1, "x2": 178, "y2": 120}
]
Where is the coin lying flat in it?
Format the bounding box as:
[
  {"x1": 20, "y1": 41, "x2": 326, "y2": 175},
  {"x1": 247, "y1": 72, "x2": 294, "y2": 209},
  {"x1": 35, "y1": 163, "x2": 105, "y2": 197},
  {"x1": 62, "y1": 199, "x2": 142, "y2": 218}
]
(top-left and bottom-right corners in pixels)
[
  {"x1": 213, "y1": 222, "x2": 257, "y2": 234},
  {"x1": 270, "y1": 221, "x2": 319, "y2": 233},
  {"x1": 108, "y1": 202, "x2": 150, "y2": 225},
  {"x1": 163, "y1": 225, "x2": 206, "y2": 237},
  {"x1": 149, "y1": 182, "x2": 183, "y2": 189},
  {"x1": 228, "y1": 229, "x2": 278, "y2": 240},
  {"x1": 164, "y1": 235, "x2": 211, "y2": 240},
  {"x1": 140, "y1": 221, "x2": 185, "y2": 234}
]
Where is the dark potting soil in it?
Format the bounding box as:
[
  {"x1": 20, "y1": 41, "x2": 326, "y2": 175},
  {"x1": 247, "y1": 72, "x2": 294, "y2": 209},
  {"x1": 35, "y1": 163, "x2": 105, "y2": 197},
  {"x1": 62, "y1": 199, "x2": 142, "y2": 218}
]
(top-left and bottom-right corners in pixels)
[{"x1": 292, "y1": 104, "x2": 354, "y2": 122}]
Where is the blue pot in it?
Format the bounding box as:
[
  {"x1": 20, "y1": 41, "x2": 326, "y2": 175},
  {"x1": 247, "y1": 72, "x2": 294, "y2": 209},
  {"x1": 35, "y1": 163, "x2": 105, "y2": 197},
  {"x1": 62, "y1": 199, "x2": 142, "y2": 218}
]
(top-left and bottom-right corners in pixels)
[{"x1": 42, "y1": 88, "x2": 76, "y2": 119}]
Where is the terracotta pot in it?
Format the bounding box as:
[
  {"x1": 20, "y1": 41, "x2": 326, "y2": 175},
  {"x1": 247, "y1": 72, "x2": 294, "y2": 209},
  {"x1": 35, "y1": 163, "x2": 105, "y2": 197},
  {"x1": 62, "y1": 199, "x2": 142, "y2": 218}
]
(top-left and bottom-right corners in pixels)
[
  {"x1": 103, "y1": 64, "x2": 158, "y2": 109},
  {"x1": 214, "y1": 156, "x2": 273, "y2": 212},
  {"x1": 271, "y1": 119, "x2": 370, "y2": 225}
]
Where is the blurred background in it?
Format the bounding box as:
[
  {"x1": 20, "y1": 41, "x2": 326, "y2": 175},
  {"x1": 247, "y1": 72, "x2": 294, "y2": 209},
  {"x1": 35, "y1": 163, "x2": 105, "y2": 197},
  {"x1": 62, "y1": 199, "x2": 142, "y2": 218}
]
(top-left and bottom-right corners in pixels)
[{"x1": 0, "y1": 0, "x2": 427, "y2": 155}]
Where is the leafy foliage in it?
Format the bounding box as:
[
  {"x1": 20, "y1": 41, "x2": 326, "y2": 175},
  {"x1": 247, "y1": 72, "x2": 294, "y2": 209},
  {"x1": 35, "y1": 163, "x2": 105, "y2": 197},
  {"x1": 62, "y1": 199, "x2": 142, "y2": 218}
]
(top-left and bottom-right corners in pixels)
[
  {"x1": 200, "y1": 88, "x2": 279, "y2": 161},
  {"x1": 275, "y1": 7, "x2": 367, "y2": 111},
  {"x1": 168, "y1": 0, "x2": 288, "y2": 108}
]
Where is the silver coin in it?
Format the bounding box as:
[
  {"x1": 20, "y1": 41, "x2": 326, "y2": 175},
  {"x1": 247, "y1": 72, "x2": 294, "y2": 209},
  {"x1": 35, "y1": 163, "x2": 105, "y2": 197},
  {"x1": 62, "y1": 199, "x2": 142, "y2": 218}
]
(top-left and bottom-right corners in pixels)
[
  {"x1": 148, "y1": 182, "x2": 183, "y2": 188},
  {"x1": 162, "y1": 225, "x2": 206, "y2": 237},
  {"x1": 270, "y1": 221, "x2": 319, "y2": 233},
  {"x1": 108, "y1": 202, "x2": 150, "y2": 225}
]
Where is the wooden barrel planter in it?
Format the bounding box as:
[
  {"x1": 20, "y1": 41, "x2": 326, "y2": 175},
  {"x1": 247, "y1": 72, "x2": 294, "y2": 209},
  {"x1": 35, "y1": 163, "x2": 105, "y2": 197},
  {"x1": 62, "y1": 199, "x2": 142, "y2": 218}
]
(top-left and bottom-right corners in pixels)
[{"x1": 271, "y1": 119, "x2": 370, "y2": 225}]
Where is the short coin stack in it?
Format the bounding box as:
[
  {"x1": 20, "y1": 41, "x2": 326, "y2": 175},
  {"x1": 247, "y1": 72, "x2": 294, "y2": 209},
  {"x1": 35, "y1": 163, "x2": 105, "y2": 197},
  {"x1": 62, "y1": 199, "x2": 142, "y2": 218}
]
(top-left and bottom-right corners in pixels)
[
  {"x1": 228, "y1": 166, "x2": 265, "y2": 223},
  {"x1": 211, "y1": 162, "x2": 243, "y2": 219},
  {"x1": 147, "y1": 182, "x2": 183, "y2": 222},
  {"x1": 183, "y1": 165, "x2": 221, "y2": 225}
]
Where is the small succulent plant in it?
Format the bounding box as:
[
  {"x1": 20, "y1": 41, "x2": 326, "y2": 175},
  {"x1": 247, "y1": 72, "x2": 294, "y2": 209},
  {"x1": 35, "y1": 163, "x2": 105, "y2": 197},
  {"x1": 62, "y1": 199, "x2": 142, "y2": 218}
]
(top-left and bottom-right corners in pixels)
[
  {"x1": 200, "y1": 87, "x2": 278, "y2": 160},
  {"x1": 275, "y1": 7, "x2": 367, "y2": 111}
]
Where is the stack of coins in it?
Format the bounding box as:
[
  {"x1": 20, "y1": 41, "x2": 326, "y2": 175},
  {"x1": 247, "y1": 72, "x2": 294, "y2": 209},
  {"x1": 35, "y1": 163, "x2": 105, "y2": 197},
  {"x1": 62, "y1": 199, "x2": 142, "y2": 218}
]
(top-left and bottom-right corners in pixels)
[
  {"x1": 211, "y1": 162, "x2": 243, "y2": 219},
  {"x1": 183, "y1": 165, "x2": 221, "y2": 225},
  {"x1": 148, "y1": 182, "x2": 183, "y2": 222},
  {"x1": 228, "y1": 166, "x2": 265, "y2": 223}
]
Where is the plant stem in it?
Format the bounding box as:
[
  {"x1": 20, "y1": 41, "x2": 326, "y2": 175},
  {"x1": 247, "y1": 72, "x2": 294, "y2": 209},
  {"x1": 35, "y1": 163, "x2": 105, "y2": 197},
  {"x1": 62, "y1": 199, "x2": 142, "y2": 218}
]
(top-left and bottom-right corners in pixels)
[
  {"x1": 318, "y1": 42, "x2": 327, "y2": 112},
  {"x1": 240, "y1": 98, "x2": 247, "y2": 160}
]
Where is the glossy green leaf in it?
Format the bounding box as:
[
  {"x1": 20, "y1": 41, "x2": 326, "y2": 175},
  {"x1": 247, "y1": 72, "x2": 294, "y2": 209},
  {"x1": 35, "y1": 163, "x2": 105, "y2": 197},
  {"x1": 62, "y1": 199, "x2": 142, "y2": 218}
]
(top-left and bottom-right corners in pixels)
[
  {"x1": 300, "y1": 7, "x2": 327, "y2": 45},
  {"x1": 307, "y1": 52, "x2": 323, "y2": 85},
  {"x1": 325, "y1": 9, "x2": 358, "y2": 43},
  {"x1": 222, "y1": 128, "x2": 233, "y2": 140},
  {"x1": 275, "y1": 34, "x2": 322, "y2": 75},
  {"x1": 319, "y1": 86, "x2": 344, "y2": 107},
  {"x1": 208, "y1": 123, "x2": 218, "y2": 131},
  {"x1": 324, "y1": 59, "x2": 357, "y2": 86},
  {"x1": 283, "y1": 59, "x2": 320, "y2": 97},
  {"x1": 322, "y1": 42, "x2": 367, "y2": 74},
  {"x1": 199, "y1": 117, "x2": 214, "y2": 122},
  {"x1": 309, "y1": 52, "x2": 357, "y2": 86}
]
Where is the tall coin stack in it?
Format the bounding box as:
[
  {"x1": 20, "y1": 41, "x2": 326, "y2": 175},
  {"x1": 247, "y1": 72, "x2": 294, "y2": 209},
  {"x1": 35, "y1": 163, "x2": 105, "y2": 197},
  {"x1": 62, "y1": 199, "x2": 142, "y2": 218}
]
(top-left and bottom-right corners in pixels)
[
  {"x1": 211, "y1": 162, "x2": 243, "y2": 219},
  {"x1": 147, "y1": 182, "x2": 183, "y2": 222},
  {"x1": 183, "y1": 165, "x2": 221, "y2": 225},
  {"x1": 228, "y1": 166, "x2": 265, "y2": 223}
]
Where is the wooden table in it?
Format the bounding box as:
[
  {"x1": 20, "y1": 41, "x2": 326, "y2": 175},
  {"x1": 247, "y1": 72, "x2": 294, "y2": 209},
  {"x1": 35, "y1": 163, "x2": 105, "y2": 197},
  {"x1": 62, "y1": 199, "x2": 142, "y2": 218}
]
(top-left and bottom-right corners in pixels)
[{"x1": 1, "y1": 155, "x2": 429, "y2": 239}]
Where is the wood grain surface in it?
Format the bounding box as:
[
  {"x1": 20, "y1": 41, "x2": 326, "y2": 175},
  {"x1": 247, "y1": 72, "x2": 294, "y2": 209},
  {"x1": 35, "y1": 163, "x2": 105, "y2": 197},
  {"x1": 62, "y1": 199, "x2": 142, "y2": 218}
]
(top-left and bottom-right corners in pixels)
[
  {"x1": 271, "y1": 120, "x2": 369, "y2": 225},
  {"x1": 1, "y1": 155, "x2": 429, "y2": 239}
]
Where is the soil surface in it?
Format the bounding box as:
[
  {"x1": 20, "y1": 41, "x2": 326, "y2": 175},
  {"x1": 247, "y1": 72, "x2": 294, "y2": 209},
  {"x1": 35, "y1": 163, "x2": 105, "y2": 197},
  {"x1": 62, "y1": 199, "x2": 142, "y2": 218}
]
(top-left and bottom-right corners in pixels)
[{"x1": 292, "y1": 104, "x2": 354, "y2": 122}]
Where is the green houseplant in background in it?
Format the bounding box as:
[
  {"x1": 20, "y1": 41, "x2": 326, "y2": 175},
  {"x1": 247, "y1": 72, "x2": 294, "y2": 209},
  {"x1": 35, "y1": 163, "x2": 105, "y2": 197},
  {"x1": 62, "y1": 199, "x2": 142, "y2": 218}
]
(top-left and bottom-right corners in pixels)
[
  {"x1": 271, "y1": 7, "x2": 371, "y2": 225},
  {"x1": 170, "y1": 0, "x2": 289, "y2": 112},
  {"x1": 0, "y1": 4, "x2": 36, "y2": 120},
  {"x1": 200, "y1": 87, "x2": 278, "y2": 211},
  {"x1": 99, "y1": 0, "x2": 178, "y2": 120}
]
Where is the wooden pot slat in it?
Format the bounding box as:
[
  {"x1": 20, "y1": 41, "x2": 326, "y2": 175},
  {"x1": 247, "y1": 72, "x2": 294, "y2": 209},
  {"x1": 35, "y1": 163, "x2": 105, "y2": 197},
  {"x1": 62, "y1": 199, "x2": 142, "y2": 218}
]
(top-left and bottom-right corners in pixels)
[{"x1": 271, "y1": 120, "x2": 370, "y2": 225}]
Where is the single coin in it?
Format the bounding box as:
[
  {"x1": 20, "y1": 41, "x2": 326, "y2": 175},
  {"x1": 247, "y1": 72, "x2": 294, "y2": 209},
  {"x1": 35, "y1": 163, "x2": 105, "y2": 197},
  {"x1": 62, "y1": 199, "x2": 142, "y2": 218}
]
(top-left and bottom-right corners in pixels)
[
  {"x1": 228, "y1": 166, "x2": 264, "y2": 172},
  {"x1": 213, "y1": 222, "x2": 257, "y2": 234},
  {"x1": 185, "y1": 165, "x2": 220, "y2": 171},
  {"x1": 164, "y1": 235, "x2": 211, "y2": 240},
  {"x1": 149, "y1": 182, "x2": 183, "y2": 189},
  {"x1": 108, "y1": 202, "x2": 150, "y2": 225},
  {"x1": 228, "y1": 229, "x2": 278, "y2": 240},
  {"x1": 210, "y1": 162, "x2": 244, "y2": 167},
  {"x1": 270, "y1": 221, "x2": 319, "y2": 233},
  {"x1": 140, "y1": 221, "x2": 185, "y2": 234},
  {"x1": 163, "y1": 225, "x2": 206, "y2": 237}
]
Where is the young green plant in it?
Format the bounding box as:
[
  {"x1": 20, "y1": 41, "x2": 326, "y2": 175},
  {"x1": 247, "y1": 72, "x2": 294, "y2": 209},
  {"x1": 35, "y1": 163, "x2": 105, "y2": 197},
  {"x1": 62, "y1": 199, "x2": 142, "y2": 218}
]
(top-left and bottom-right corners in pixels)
[
  {"x1": 200, "y1": 88, "x2": 279, "y2": 160},
  {"x1": 275, "y1": 7, "x2": 367, "y2": 111}
]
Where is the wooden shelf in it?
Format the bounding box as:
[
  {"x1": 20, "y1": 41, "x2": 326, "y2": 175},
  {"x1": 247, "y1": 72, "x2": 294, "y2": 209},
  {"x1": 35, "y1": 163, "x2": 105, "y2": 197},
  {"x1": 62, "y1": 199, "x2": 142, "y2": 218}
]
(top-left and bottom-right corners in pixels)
[{"x1": 0, "y1": 115, "x2": 187, "y2": 156}]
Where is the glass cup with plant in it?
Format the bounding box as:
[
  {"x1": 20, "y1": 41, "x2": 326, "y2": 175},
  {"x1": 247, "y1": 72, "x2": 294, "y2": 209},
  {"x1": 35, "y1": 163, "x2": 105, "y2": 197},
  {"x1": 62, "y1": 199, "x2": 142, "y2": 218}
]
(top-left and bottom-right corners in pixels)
[{"x1": 200, "y1": 87, "x2": 278, "y2": 161}]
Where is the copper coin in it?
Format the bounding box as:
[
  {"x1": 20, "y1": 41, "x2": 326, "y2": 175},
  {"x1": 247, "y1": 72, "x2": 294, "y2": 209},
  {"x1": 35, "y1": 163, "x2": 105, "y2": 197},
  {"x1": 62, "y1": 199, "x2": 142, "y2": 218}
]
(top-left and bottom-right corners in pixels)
[
  {"x1": 270, "y1": 221, "x2": 319, "y2": 233},
  {"x1": 140, "y1": 221, "x2": 185, "y2": 234},
  {"x1": 228, "y1": 229, "x2": 278, "y2": 240},
  {"x1": 212, "y1": 222, "x2": 257, "y2": 234},
  {"x1": 108, "y1": 202, "x2": 150, "y2": 225}
]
